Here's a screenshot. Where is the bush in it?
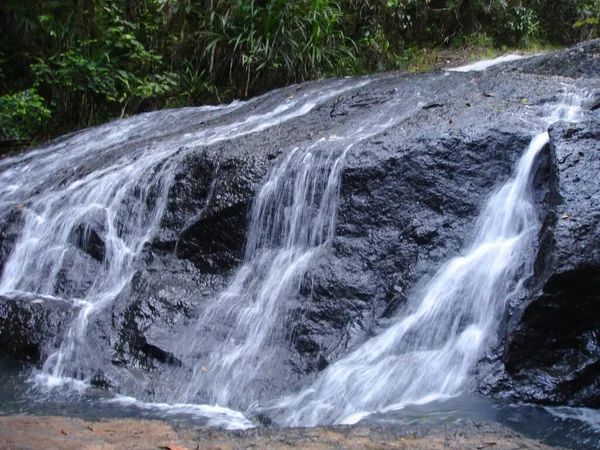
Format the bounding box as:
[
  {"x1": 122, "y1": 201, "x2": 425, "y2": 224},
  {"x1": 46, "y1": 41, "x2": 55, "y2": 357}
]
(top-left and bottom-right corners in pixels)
[
  {"x1": 574, "y1": 1, "x2": 600, "y2": 40},
  {"x1": 0, "y1": 0, "x2": 592, "y2": 145},
  {"x1": 199, "y1": 0, "x2": 356, "y2": 96},
  {"x1": 0, "y1": 89, "x2": 51, "y2": 143}
]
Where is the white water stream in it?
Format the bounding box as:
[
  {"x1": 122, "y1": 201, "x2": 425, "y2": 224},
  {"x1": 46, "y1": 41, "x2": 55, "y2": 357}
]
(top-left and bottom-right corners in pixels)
[
  {"x1": 165, "y1": 98, "x2": 420, "y2": 408},
  {"x1": 0, "y1": 78, "x2": 369, "y2": 387},
  {"x1": 265, "y1": 93, "x2": 585, "y2": 426}
]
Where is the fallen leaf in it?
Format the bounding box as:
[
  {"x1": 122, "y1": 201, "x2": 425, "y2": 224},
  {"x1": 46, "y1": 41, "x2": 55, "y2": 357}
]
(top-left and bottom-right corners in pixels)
[
  {"x1": 329, "y1": 134, "x2": 338, "y2": 139},
  {"x1": 562, "y1": 214, "x2": 569, "y2": 219},
  {"x1": 201, "y1": 366, "x2": 207, "y2": 372},
  {"x1": 159, "y1": 446, "x2": 188, "y2": 450},
  {"x1": 521, "y1": 98, "x2": 528, "y2": 104},
  {"x1": 61, "y1": 429, "x2": 68, "y2": 436},
  {"x1": 16, "y1": 203, "x2": 25, "y2": 208}
]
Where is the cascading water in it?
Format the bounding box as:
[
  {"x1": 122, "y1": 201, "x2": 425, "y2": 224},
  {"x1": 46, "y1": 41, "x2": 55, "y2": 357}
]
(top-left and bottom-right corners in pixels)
[
  {"x1": 176, "y1": 141, "x2": 351, "y2": 407},
  {"x1": 145, "y1": 95, "x2": 422, "y2": 407},
  {"x1": 0, "y1": 78, "x2": 369, "y2": 387},
  {"x1": 263, "y1": 93, "x2": 585, "y2": 427},
  {"x1": 0, "y1": 59, "x2": 594, "y2": 445}
]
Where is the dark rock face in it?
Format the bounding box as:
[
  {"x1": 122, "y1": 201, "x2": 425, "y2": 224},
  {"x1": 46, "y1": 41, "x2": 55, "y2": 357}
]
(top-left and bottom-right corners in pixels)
[
  {"x1": 500, "y1": 39, "x2": 600, "y2": 79},
  {"x1": 0, "y1": 206, "x2": 23, "y2": 274},
  {"x1": 291, "y1": 126, "x2": 532, "y2": 372},
  {"x1": 0, "y1": 294, "x2": 73, "y2": 362},
  {"x1": 491, "y1": 118, "x2": 600, "y2": 407},
  {"x1": 0, "y1": 41, "x2": 598, "y2": 411}
]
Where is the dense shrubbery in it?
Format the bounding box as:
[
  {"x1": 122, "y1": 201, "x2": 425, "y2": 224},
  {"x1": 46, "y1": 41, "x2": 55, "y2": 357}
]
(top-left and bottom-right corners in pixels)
[
  {"x1": 0, "y1": 0, "x2": 595, "y2": 146},
  {"x1": 0, "y1": 89, "x2": 51, "y2": 143}
]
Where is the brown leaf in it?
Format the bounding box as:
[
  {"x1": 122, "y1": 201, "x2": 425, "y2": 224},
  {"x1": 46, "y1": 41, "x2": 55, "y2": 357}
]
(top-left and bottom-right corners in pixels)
[
  {"x1": 159, "y1": 446, "x2": 188, "y2": 450},
  {"x1": 562, "y1": 214, "x2": 569, "y2": 220},
  {"x1": 60, "y1": 429, "x2": 68, "y2": 436}
]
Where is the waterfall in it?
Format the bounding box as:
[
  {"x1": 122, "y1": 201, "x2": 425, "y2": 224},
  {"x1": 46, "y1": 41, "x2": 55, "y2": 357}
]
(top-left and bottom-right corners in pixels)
[
  {"x1": 0, "y1": 79, "x2": 368, "y2": 385},
  {"x1": 176, "y1": 141, "x2": 351, "y2": 407},
  {"x1": 158, "y1": 95, "x2": 421, "y2": 408},
  {"x1": 0, "y1": 63, "x2": 589, "y2": 435},
  {"x1": 265, "y1": 94, "x2": 584, "y2": 427}
]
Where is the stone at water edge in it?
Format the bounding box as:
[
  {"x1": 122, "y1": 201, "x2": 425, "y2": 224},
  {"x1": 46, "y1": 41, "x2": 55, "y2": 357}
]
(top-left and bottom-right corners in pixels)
[{"x1": 0, "y1": 416, "x2": 565, "y2": 450}]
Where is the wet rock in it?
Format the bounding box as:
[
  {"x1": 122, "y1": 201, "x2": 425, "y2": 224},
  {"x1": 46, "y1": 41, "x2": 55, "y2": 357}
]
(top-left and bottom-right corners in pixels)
[
  {"x1": 73, "y1": 45, "x2": 600, "y2": 399},
  {"x1": 53, "y1": 249, "x2": 103, "y2": 299},
  {"x1": 0, "y1": 42, "x2": 598, "y2": 412},
  {"x1": 497, "y1": 39, "x2": 600, "y2": 79},
  {"x1": 0, "y1": 294, "x2": 73, "y2": 362},
  {"x1": 68, "y1": 208, "x2": 107, "y2": 262},
  {"x1": 0, "y1": 206, "x2": 23, "y2": 274},
  {"x1": 291, "y1": 113, "x2": 534, "y2": 373},
  {"x1": 486, "y1": 118, "x2": 600, "y2": 407}
]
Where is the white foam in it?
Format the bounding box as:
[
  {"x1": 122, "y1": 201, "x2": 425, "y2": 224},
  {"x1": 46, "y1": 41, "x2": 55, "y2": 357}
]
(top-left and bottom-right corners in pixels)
[
  {"x1": 545, "y1": 406, "x2": 600, "y2": 432},
  {"x1": 106, "y1": 396, "x2": 255, "y2": 430},
  {"x1": 448, "y1": 54, "x2": 526, "y2": 72},
  {"x1": 32, "y1": 372, "x2": 89, "y2": 393}
]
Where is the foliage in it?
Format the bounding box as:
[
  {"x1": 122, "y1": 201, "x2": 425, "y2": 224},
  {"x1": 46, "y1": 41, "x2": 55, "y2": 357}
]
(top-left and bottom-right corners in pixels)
[
  {"x1": 198, "y1": 0, "x2": 356, "y2": 96},
  {"x1": 0, "y1": 0, "x2": 592, "y2": 145},
  {"x1": 0, "y1": 89, "x2": 51, "y2": 143},
  {"x1": 574, "y1": 1, "x2": 600, "y2": 40}
]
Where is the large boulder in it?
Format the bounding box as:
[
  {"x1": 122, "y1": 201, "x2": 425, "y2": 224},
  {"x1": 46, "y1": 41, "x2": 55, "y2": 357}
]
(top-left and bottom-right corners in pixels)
[
  {"x1": 0, "y1": 294, "x2": 73, "y2": 362},
  {"x1": 0, "y1": 41, "x2": 598, "y2": 411},
  {"x1": 488, "y1": 117, "x2": 600, "y2": 407}
]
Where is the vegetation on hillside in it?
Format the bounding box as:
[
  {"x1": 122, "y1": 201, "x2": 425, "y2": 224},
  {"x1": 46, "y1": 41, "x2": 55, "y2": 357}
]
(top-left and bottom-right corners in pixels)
[{"x1": 0, "y1": 0, "x2": 597, "y2": 147}]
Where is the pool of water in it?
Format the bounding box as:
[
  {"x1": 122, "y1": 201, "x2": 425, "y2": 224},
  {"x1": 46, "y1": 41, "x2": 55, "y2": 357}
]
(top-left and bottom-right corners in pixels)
[{"x1": 1, "y1": 359, "x2": 598, "y2": 448}]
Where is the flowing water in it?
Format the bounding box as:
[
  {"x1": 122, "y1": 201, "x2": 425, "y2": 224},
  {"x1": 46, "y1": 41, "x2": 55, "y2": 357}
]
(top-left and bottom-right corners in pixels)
[
  {"x1": 0, "y1": 78, "x2": 369, "y2": 386},
  {"x1": 136, "y1": 89, "x2": 423, "y2": 407},
  {"x1": 267, "y1": 132, "x2": 546, "y2": 426},
  {"x1": 262, "y1": 93, "x2": 587, "y2": 426},
  {"x1": 0, "y1": 71, "x2": 596, "y2": 448}
]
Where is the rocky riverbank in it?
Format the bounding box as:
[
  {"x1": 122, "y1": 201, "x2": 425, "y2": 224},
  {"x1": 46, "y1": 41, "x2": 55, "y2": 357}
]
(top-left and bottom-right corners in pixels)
[{"x1": 0, "y1": 416, "x2": 563, "y2": 450}]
